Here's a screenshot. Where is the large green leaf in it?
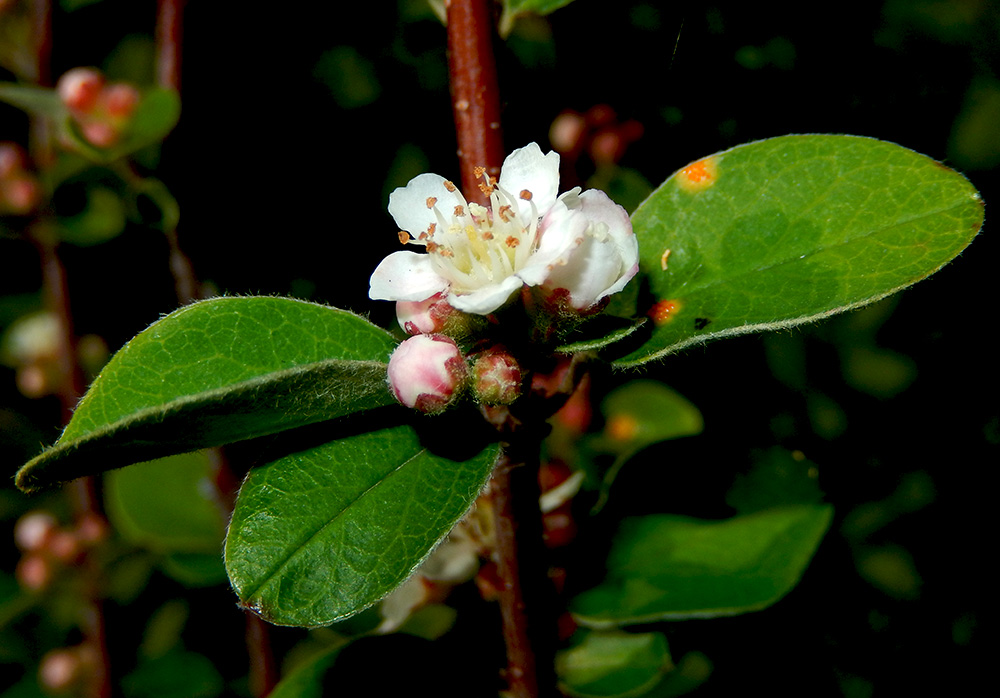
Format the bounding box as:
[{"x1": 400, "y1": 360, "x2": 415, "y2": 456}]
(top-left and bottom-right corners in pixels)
[
  {"x1": 16, "y1": 297, "x2": 399, "y2": 493},
  {"x1": 570, "y1": 504, "x2": 833, "y2": 627},
  {"x1": 616, "y1": 135, "x2": 984, "y2": 366},
  {"x1": 225, "y1": 421, "x2": 500, "y2": 627}
]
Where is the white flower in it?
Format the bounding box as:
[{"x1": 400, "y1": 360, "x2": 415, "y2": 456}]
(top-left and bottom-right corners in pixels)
[{"x1": 369, "y1": 143, "x2": 638, "y2": 315}]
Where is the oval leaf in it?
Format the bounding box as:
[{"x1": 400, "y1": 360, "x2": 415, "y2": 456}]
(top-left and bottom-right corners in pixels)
[
  {"x1": 570, "y1": 504, "x2": 833, "y2": 627},
  {"x1": 225, "y1": 423, "x2": 500, "y2": 627},
  {"x1": 16, "y1": 297, "x2": 399, "y2": 493},
  {"x1": 616, "y1": 135, "x2": 984, "y2": 366}
]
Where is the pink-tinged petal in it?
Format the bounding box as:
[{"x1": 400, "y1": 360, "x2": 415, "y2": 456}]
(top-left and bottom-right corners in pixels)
[
  {"x1": 499, "y1": 143, "x2": 560, "y2": 218},
  {"x1": 369, "y1": 251, "x2": 449, "y2": 301},
  {"x1": 578, "y1": 190, "x2": 636, "y2": 263},
  {"x1": 447, "y1": 275, "x2": 524, "y2": 315},
  {"x1": 388, "y1": 173, "x2": 456, "y2": 236},
  {"x1": 543, "y1": 191, "x2": 638, "y2": 308},
  {"x1": 516, "y1": 203, "x2": 588, "y2": 286}
]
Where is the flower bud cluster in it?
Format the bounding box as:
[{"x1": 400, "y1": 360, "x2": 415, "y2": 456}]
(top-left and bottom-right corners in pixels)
[
  {"x1": 0, "y1": 142, "x2": 41, "y2": 216},
  {"x1": 14, "y1": 509, "x2": 107, "y2": 593},
  {"x1": 57, "y1": 68, "x2": 140, "y2": 149}
]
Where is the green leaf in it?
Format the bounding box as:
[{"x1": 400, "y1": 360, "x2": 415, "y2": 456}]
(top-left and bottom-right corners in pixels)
[
  {"x1": 225, "y1": 422, "x2": 500, "y2": 627},
  {"x1": 105, "y1": 452, "x2": 227, "y2": 585},
  {"x1": 16, "y1": 297, "x2": 399, "y2": 493},
  {"x1": 105, "y1": 452, "x2": 224, "y2": 551},
  {"x1": 0, "y1": 83, "x2": 65, "y2": 118},
  {"x1": 589, "y1": 381, "x2": 703, "y2": 511},
  {"x1": 570, "y1": 504, "x2": 833, "y2": 627},
  {"x1": 556, "y1": 630, "x2": 672, "y2": 698},
  {"x1": 499, "y1": 0, "x2": 578, "y2": 36},
  {"x1": 598, "y1": 381, "x2": 703, "y2": 457},
  {"x1": 269, "y1": 645, "x2": 346, "y2": 698},
  {"x1": 616, "y1": 135, "x2": 984, "y2": 367}
]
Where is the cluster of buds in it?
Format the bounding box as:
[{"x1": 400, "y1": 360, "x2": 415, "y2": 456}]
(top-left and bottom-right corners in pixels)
[
  {"x1": 56, "y1": 67, "x2": 140, "y2": 149},
  {"x1": 0, "y1": 142, "x2": 41, "y2": 216},
  {"x1": 14, "y1": 510, "x2": 107, "y2": 593},
  {"x1": 549, "y1": 104, "x2": 644, "y2": 168},
  {"x1": 386, "y1": 334, "x2": 524, "y2": 414}
]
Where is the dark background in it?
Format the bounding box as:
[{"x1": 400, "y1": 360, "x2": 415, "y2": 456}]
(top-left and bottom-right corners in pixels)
[{"x1": 2, "y1": 1, "x2": 996, "y2": 696}]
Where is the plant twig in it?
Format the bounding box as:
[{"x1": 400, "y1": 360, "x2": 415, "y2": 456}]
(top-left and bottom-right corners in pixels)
[
  {"x1": 446, "y1": 0, "x2": 505, "y2": 205},
  {"x1": 446, "y1": 3, "x2": 557, "y2": 696}
]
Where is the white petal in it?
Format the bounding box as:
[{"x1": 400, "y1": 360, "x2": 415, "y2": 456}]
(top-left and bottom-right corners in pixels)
[
  {"x1": 498, "y1": 143, "x2": 560, "y2": 218},
  {"x1": 369, "y1": 251, "x2": 449, "y2": 301},
  {"x1": 387, "y1": 173, "x2": 456, "y2": 236},
  {"x1": 447, "y1": 275, "x2": 523, "y2": 314},
  {"x1": 516, "y1": 202, "x2": 587, "y2": 286},
  {"x1": 544, "y1": 191, "x2": 638, "y2": 308}
]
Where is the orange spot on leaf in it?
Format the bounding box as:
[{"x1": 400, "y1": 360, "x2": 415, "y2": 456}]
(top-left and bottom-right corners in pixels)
[
  {"x1": 606, "y1": 414, "x2": 640, "y2": 442},
  {"x1": 648, "y1": 299, "x2": 682, "y2": 325},
  {"x1": 676, "y1": 157, "x2": 718, "y2": 193}
]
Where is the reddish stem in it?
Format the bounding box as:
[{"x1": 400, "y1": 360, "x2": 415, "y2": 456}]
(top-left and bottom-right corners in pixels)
[
  {"x1": 446, "y1": 0, "x2": 505, "y2": 204},
  {"x1": 155, "y1": 0, "x2": 186, "y2": 91}
]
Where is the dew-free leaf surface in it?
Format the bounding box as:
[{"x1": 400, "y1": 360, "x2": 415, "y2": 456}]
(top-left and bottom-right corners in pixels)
[
  {"x1": 225, "y1": 424, "x2": 500, "y2": 627},
  {"x1": 571, "y1": 504, "x2": 833, "y2": 627},
  {"x1": 16, "y1": 297, "x2": 398, "y2": 492},
  {"x1": 617, "y1": 135, "x2": 983, "y2": 366}
]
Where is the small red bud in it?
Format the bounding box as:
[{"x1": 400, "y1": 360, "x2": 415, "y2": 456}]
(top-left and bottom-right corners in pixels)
[
  {"x1": 103, "y1": 83, "x2": 140, "y2": 119},
  {"x1": 80, "y1": 121, "x2": 119, "y2": 148},
  {"x1": 16, "y1": 553, "x2": 53, "y2": 592},
  {"x1": 57, "y1": 68, "x2": 105, "y2": 113}
]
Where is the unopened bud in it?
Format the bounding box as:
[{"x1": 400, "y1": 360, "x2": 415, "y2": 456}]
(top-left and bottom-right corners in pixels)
[
  {"x1": 39, "y1": 647, "x2": 85, "y2": 693},
  {"x1": 396, "y1": 292, "x2": 454, "y2": 335},
  {"x1": 14, "y1": 511, "x2": 57, "y2": 552},
  {"x1": 16, "y1": 553, "x2": 53, "y2": 592},
  {"x1": 471, "y1": 347, "x2": 522, "y2": 406},
  {"x1": 387, "y1": 334, "x2": 467, "y2": 414},
  {"x1": 57, "y1": 68, "x2": 104, "y2": 113},
  {"x1": 103, "y1": 83, "x2": 139, "y2": 118},
  {"x1": 80, "y1": 121, "x2": 119, "y2": 149}
]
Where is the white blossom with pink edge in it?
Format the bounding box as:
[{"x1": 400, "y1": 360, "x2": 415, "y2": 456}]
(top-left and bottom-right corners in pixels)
[{"x1": 369, "y1": 143, "x2": 638, "y2": 315}]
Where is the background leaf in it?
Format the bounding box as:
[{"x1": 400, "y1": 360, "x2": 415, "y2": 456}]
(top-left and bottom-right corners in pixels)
[
  {"x1": 616, "y1": 135, "x2": 984, "y2": 366},
  {"x1": 104, "y1": 452, "x2": 227, "y2": 586},
  {"x1": 225, "y1": 422, "x2": 500, "y2": 627},
  {"x1": 16, "y1": 297, "x2": 399, "y2": 492},
  {"x1": 556, "y1": 629, "x2": 672, "y2": 698},
  {"x1": 571, "y1": 504, "x2": 833, "y2": 627}
]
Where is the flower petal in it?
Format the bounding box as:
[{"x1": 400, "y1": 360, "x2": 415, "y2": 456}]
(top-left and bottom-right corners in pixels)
[
  {"x1": 447, "y1": 275, "x2": 524, "y2": 315},
  {"x1": 498, "y1": 143, "x2": 560, "y2": 218},
  {"x1": 369, "y1": 250, "x2": 449, "y2": 302},
  {"x1": 543, "y1": 191, "x2": 638, "y2": 308},
  {"x1": 388, "y1": 173, "x2": 456, "y2": 237}
]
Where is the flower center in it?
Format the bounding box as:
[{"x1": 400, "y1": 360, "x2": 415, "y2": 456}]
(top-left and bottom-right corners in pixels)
[{"x1": 403, "y1": 168, "x2": 540, "y2": 294}]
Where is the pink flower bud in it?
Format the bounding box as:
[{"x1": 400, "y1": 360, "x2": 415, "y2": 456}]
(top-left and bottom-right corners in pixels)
[
  {"x1": 57, "y1": 68, "x2": 105, "y2": 114},
  {"x1": 14, "y1": 511, "x2": 57, "y2": 552},
  {"x1": 388, "y1": 334, "x2": 467, "y2": 414},
  {"x1": 396, "y1": 292, "x2": 453, "y2": 335},
  {"x1": 103, "y1": 83, "x2": 140, "y2": 119},
  {"x1": 471, "y1": 347, "x2": 523, "y2": 406}
]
